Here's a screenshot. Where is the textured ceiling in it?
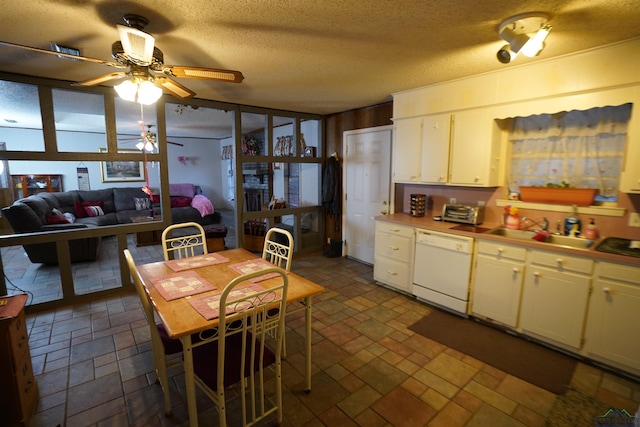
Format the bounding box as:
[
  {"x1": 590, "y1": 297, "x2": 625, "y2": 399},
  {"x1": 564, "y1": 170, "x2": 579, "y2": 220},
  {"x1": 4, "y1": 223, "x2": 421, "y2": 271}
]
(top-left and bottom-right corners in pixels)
[{"x1": 1, "y1": 0, "x2": 640, "y2": 116}]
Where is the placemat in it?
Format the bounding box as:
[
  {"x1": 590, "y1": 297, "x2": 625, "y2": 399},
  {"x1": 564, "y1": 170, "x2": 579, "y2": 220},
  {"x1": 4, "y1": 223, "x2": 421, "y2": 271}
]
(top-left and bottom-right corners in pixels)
[
  {"x1": 188, "y1": 284, "x2": 279, "y2": 320},
  {"x1": 151, "y1": 270, "x2": 216, "y2": 301},
  {"x1": 228, "y1": 259, "x2": 282, "y2": 282},
  {"x1": 164, "y1": 253, "x2": 230, "y2": 272}
]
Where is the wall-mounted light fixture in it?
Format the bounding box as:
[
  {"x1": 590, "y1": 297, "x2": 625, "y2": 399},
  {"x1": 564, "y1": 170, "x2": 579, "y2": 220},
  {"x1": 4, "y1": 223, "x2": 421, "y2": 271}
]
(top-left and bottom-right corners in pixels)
[{"x1": 497, "y1": 12, "x2": 552, "y2": 64}]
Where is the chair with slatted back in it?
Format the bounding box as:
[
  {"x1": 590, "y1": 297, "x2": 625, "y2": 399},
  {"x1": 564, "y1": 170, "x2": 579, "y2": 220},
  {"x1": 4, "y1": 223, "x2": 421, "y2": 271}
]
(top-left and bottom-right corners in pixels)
[
  {"x1": 161, "y1": 222, "x2": 208, "y2": 261},
  {"x1": 262, "y1": 227, "x2": 293, "y2": 357},
  {"x1": 123, "y1": 249, "x2": 183, "y2": 417},
  {"x1": 191, "y1": 267, "x2": 288, "y2": 427},
  {"x1": 262, "y1": 227, "x2": 293, "y2": 271}
]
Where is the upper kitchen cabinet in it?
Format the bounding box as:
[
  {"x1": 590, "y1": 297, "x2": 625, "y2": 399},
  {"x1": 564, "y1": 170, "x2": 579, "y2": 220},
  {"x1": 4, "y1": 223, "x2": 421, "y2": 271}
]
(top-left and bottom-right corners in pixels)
[
  {"x1": 448, "y1": 110, "x2": 501, "y2": 187},
  {"x1": 392, "y1": 116, "x2": 422, "y2": 183},
  {"x1": 420, "y1": 114, "x2": 451, "y2": 184},
  {"x1": 392, "y1": 109, "x2": 501, "y2": 187}
]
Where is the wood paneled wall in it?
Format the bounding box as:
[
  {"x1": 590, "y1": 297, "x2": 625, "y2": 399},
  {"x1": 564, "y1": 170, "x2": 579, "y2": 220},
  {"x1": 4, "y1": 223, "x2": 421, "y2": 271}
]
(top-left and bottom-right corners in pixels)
[{"x1": 323, "y1": 102, "x2": 393, "y2": 246}]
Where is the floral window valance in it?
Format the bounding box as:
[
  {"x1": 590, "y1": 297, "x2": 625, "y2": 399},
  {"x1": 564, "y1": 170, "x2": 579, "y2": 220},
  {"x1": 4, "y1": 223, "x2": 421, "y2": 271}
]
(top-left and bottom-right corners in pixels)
[{"x1": 508, "y1": 103, "x2": 632, "y2": 200}]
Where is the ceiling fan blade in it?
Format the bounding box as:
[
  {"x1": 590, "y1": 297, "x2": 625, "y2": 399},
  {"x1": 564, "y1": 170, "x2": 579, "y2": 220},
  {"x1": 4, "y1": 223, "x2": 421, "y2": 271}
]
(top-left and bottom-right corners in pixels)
[
  {"x1": 163, "y1": 66, "x2": 244, "y2": 83},
  {"x1": 167, "y1": 140, "x2": 184, "y2": 147},
  {"x1": 0, "y1": 40, "x2": 125, "y2": 68},
  {"x1": 154, "y1": 76, "x2": 195, "y2": 100},
  {"x1": 73, "y1": 71, "x2": 128, "y2": 86}
]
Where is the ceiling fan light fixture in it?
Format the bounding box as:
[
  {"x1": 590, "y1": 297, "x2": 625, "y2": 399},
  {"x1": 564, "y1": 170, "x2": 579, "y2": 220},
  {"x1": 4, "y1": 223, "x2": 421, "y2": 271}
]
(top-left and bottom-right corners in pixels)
[
  {"x1": 117, "y1": 24, "x2": 155, "y2": 65},
  {"x1": 137, "y1": 80, "x2": 162, "y2": 105},
  {"x1": 114, "y1": 78, "x2": 162, "y2": 105}
]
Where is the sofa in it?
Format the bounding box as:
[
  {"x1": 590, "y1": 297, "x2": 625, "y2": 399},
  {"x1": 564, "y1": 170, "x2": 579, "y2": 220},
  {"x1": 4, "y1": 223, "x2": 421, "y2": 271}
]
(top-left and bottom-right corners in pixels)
[{"x1": 2, "y1": 186, "x2": 220, "y2": 264}]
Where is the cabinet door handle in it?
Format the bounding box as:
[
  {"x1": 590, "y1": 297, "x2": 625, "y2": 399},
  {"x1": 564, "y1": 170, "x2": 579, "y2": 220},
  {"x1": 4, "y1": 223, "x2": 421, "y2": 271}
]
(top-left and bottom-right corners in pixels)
[
  {"x1": 380, "y1": 210, "x2": 388, "y2": 215},
  {"x1": 533, "y1": 271, "x2": 541, "y2": 277},
  {"x1": 389, "y1": 246, "x2": 399, "y2": 251},
  {"x1": 497, "y1": 248, "x2": 504, "y2": 253},
  {"x1": 390, "y1": 228, "x2": 400, "y2": 232},
  {"x1": 603, "y1": 287, "x2": 616, "y2": 295},
  {"x1": 555, "y1": 258, "x2": 564, "y2": 264},
  {"x1": 387, "y1": 270, "x2": 397, "y2": 276},
  {"x1": 512, "y1": 267, "x2": 519, "y2": 273}
]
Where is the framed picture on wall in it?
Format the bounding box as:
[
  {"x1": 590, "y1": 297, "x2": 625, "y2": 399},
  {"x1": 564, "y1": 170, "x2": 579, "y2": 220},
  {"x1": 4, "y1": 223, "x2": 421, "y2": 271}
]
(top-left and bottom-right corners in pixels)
[{"x1": 99, "y1": 148, "x2": 145, "y2": 183}]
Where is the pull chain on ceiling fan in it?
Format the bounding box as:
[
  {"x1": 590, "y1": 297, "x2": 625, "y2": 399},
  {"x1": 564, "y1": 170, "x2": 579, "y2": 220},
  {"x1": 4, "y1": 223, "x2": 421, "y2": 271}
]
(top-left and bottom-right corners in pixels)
[{"x1": 0, "y1": 13, "x2": 244, "y2": 103}]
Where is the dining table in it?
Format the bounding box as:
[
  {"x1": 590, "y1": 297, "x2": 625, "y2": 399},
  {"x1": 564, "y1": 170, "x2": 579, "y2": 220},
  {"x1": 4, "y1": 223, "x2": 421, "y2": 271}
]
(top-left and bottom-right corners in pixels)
[{"x1": 135, "y1": 247, "x2": 325, "y2": 427}]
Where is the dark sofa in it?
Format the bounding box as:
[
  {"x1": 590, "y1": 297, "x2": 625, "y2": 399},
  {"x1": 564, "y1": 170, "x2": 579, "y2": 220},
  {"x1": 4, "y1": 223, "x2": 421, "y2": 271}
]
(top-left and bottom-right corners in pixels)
[{"x1": 2, "y1": 187, "x2": 219, "y2": 264}]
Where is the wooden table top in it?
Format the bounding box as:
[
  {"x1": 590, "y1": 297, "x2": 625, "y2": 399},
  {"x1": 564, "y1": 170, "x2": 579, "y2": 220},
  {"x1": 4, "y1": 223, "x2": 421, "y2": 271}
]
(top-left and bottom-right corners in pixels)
[{"x1": 136, "y1": 248, "x2": 325, "y2": 338}]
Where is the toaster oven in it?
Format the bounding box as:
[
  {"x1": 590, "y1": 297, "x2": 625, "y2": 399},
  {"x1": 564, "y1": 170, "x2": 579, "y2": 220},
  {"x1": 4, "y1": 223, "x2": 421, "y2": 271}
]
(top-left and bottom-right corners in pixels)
[{"x1": 442, "y1": 204, "x2": 485, "y2": 225}]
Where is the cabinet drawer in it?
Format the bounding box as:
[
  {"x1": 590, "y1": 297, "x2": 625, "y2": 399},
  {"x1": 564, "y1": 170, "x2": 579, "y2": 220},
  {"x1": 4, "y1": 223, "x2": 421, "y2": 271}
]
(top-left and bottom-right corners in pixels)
[
  {"x1": 375, "y1": 234, "x2": 413, "y2": 261},
  {"x1": 7, "y1": 311, "x2": 30, "y2": 363},
  {"x1": 375, "y1": 222, "x2": 414, "y2": 238},
  {"x1": 477, "y1": 240, "x2": 527, "y2": 262},
  {"x1": 595, "y1": 261, "x2": 640, "y2": 285},
  {"x1": 528, "y1": 250, "x2": 593, "y2": 274},
  {"x1": 374, "y1": 257, "x2": 412, "y2": 290}
]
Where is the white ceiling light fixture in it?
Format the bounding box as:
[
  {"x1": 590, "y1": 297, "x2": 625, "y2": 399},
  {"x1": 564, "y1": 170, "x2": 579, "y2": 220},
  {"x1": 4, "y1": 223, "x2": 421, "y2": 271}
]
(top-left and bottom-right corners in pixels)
[
  {"x1": 116, "y1": 15, "x2": 155, "y2": 65},
  {"x1": 114, "y1": 67, "x2": 163, "y2": 105},
  {"x1": 497, "y1": 12, "x2": 552, "y2": 64}
]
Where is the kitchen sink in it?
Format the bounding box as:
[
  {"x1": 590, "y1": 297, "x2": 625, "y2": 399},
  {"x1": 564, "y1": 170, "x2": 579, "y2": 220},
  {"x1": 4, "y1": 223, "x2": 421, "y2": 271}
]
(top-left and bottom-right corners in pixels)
[{"x1": 485, "y1": 228, "x2": 593, "y2": 250}]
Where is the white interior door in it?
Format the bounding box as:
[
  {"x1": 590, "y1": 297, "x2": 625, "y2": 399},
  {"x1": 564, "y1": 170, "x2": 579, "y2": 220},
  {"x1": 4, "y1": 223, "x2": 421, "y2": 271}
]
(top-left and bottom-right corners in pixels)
[{"x1": 344, "y1": 126, "x2": 392, "y2": 264}]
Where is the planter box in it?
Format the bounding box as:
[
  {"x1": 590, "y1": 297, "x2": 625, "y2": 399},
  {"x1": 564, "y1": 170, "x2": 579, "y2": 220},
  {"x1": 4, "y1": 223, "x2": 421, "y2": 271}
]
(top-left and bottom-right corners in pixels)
[{"x1": 519, "y1": 187, "x2": 598, "y2": 206}]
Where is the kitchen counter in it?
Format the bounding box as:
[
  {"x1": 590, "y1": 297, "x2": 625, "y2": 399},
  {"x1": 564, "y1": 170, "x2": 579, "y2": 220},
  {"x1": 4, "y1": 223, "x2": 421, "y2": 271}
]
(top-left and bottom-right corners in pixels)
[{"x1": 376, "y1": 213, "x2": 640, "y2": 266}]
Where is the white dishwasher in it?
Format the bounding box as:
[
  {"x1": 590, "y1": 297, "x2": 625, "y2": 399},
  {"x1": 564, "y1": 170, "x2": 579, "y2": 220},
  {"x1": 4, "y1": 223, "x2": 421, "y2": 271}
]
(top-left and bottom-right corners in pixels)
[{"x1": 412, "y1": 229, "x2": 474, "y2": 315}]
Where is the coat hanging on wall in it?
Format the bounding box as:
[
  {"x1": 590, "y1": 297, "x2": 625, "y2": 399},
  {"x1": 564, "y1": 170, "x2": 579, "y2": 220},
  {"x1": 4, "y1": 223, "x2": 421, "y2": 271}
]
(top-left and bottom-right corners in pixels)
[{"x1": 322, "y1": 154, "x2": 341, "y2": 231}]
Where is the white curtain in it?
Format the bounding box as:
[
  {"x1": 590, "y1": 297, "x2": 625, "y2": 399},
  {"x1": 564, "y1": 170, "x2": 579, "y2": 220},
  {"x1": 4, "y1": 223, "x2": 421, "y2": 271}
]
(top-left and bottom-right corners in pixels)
[{"x1": 508, "y1": 103, "x2": 632, "y2": 200}]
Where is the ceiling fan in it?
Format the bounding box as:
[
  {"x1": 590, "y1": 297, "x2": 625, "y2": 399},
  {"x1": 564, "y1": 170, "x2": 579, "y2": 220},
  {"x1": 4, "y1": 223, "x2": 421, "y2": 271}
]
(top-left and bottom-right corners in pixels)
[
  {"x1": 119, "y1": 124, "x2": 184, "y2": 152},
  {"x1": 0, "y1": 14, "x2": 244, "y2": 101}
]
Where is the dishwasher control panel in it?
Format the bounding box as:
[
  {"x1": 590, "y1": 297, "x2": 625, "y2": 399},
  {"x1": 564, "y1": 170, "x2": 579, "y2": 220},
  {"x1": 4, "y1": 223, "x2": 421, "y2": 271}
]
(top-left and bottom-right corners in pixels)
[{"x1": 415, "y1": 229, "x2": 473, "y2": 253}]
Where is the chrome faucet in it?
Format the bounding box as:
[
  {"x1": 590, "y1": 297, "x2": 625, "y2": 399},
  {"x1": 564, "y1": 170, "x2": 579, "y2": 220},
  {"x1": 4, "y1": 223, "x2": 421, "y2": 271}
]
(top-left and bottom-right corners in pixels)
[{"x1": 521, "y1": 217, "x2": 549, "y2": 232}]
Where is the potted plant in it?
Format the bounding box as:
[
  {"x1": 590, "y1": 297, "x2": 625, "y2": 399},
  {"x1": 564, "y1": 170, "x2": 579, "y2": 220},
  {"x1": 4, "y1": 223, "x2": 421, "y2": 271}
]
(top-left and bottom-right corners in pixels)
[{"x1": 519, "y1": 182, "x2": 598, "y2": 206}]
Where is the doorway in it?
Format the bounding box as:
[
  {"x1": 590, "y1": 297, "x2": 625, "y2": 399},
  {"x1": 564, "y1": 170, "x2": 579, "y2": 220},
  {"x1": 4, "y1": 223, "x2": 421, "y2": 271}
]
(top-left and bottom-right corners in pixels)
[{"x1": 343, "y1": 125, "x2": 392, "y2": 265}]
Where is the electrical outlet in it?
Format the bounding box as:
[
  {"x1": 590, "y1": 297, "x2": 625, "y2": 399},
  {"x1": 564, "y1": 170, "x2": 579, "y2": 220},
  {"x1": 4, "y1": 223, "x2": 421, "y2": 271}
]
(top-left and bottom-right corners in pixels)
[
  {"x1": 629, "y1": 212, "x2": 640, "y2": 227},
  {"x1": 449, "y1": 198, "x2": 456, "y2": 204}
]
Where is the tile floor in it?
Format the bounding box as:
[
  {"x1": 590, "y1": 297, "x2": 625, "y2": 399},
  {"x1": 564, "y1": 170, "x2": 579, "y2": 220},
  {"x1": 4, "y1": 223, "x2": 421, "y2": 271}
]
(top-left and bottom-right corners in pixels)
[{"x1": 23, "y1": 253, "x2": 640, "y2": 427}]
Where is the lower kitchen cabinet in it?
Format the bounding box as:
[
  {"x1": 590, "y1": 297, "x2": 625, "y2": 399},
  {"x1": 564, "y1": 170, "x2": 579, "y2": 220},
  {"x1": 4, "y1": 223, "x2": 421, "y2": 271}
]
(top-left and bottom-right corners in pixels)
[
  {"x1": 583, "y1": 261, "x2": 640, "y2": 374},
  {"x1": 471, "y1": 240, "x2": 527, "y2": 328},
  {"x1": 520, "y1": 249, "x2": 593, "y2": 350},
  {"x1": 0, "y1": 294, "x2": 38, "y2": 426},
  {"x1": 374, "y1": 222, "x2": 415, "y2": 293}
]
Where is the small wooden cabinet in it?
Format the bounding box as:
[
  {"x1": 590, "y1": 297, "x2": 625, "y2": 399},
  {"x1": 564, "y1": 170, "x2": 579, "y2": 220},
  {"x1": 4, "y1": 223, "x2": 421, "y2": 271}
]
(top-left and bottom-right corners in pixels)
[
  {"x1": 12, "y1": 174, "x2": 63, "y2": 200},
  {"x1": 0, "y1": 294, "x2": 38, "y2": 426}
]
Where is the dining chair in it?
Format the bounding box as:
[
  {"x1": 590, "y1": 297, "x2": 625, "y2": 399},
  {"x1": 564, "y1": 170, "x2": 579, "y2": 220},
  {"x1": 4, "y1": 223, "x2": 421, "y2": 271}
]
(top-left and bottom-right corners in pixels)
[
  {"x1": 161, "y1": 221, "x2": 208, "y2": 261},
  {"x1": 191, "y1": 267, "x2": 288, "y2": 427},
  {"x1": 262, "y1": 227, "x2": 294, "y2": 271},
  {"x1": 123, "y1": 249, "x2": 183, "y2": 417},
  {"x1": 261, "y1": 227, "x2": 294, "y2": 357}
]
